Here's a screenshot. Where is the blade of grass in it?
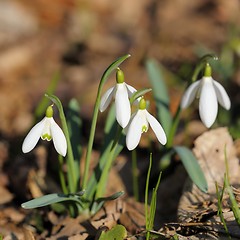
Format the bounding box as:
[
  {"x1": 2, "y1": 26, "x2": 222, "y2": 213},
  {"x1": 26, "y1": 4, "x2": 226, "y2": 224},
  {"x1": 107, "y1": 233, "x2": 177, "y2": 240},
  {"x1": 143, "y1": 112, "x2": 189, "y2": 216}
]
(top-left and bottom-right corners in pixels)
[
  {"x1": 224, "y1": 147, "x2": 240, "y2": 226},
  {"x1": 215, "y1": 182, "x2": 230, "y2": 237},
  {"x1": 145, "y1": 154, "x2": 152, "y2": 240}
]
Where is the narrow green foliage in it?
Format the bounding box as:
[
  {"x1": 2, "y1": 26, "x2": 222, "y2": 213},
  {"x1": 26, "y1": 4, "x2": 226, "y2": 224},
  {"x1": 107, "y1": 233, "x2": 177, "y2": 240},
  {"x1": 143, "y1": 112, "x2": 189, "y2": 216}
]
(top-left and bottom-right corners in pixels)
[
  {"x1": 95, "y1": 125, "x2": 122, "y2": 198},
  {"x1": 215, "y1": 182, "x2": 230, "y2": 237},
  {"x1": 67, "y1": 99, "x2": 82, "y2": 182},
  {"x1": 226, "y1": 180, "x2": 240, "y2": 226},
  {"x1": 132, "y1": 149, "x2": 139, "y2": 201},
  {"x1": 145, "y1": 154, "x2": 162, "y2": 240},
  {"x1": 174, "y1": 146, "x2": 208, "y2": 193},
  {"x1": 58, "y1": 155, "x2": 68, "y2": 194},
  {"x1": 21, "y1": 192, "x2": 84, "y2": 209},
  {"x1": 85, "y1": 104, "x2": 125, "y2": 200},
  {"x1": 91, "y1": 191, "x2": 124, "y2": 215},
  {"x1": 224, "y1": 148, "x2": 240, "y2": 226},
  {"x1": 129, "y1": 88, "x2": 152, "y2": 104},
  {"x1": 35, "y1": 72, "x2": 60, "y2": 118},
  {"x1": 148, "y1": 171, "x2": 162, "y2": 231},
  {"x1": 166, "y1": 106, "x2": 181, "y2": 148},
  {"x1": 146, "y1": 59, "x2": 172, "y2": 136}
]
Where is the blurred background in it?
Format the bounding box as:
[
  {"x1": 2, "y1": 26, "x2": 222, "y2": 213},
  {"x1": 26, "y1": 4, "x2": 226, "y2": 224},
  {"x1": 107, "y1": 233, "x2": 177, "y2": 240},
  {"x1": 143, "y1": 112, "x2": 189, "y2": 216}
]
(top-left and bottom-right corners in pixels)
[{"x1": 0, "y1": 0, "x2": 239, "y2": 137}]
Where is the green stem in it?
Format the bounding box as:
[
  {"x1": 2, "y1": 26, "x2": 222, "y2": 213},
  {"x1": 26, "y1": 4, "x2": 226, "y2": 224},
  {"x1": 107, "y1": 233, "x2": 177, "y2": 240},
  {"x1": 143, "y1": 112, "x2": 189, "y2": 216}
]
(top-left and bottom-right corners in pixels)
[
  {"x1": 166, "y1": 105, "x2": 181, "y2": 148},
  {"x1": 82, "y1": 54, "x2": 131, "y2": 190},
  {"x1": 191, "y1": 54, "x2": 218, "y2": 82},
  {"x1": 82, "y1": 87, "x2": 102, "y2": 190},
  {"x1": 58, "y1": 155, "x2": 68, "y2": 194},
  {"x1": 95, "y1": 126, "x2": 122, "y2": 198},
  {"x1": 45, "y1": 94, "x2": 77, "y2": 193},
  {"x1": 145, "y1": 153, "x2": 152, "y2": 240},
  {"x1": 131, "y1": 149, "x2": 139, "y2": 201}
]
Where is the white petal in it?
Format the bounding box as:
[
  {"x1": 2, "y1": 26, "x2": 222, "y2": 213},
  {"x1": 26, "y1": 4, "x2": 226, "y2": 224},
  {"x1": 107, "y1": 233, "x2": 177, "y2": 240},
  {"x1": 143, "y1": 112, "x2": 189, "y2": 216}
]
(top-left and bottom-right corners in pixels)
[
  {"x1": 50, "y1": 118, "x2": 67, "y2": 157},
  {"x1": 22, "y1": 117, "x2": 46, "y2": 153},
  {"x1": 146, "y1": 111, "x2": 167, "y2": 145},
  {"x1": 99, "y1": 86, "x2": 115, "y2": 112},
  {"x1": 213, "y1": 80, "x2": 231, "y2": 110},
  {"x1": 199, "y1": 78, "x2": 218, "y2": 128},
  {"x1": 123, "y1": 112, "x2": 136, "y2": 134},
  {"x1": 115, "y1": 83, "x2": 131, "y2": 128},
  {"x1": 126, "y1": 110, "x2": 144, "y2": 150},
  {"x1": 125, "y1": 83, "x2": 137, "y2": 96},
  {"x1": 126, "y1": 83, "x2": 140, "y2": 104},
  {"x1": 181, "y1": 80, "x2": 201, "y2": 109}
]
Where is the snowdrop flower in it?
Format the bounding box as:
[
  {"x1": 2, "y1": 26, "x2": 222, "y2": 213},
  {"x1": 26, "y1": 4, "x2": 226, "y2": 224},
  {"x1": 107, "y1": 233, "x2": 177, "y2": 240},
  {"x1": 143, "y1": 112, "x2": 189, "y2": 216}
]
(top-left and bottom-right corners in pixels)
[
  {"x1": 181, "y1": 63, "x2": 231, "y2": 128},
  {"x1": 22, "y1": 105, "x2": 67, "y2": 156},
  {"x1": 126, "y1": 98, "x2": 167, "y2": 150},
  {"x1": 100, "y1": 68, "x2": 137, "y2": 128}
]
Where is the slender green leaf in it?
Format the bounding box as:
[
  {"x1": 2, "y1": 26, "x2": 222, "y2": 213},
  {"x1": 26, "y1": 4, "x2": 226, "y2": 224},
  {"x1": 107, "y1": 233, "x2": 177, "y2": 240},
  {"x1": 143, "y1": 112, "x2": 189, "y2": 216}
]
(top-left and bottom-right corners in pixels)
[
  {"x1": 91, "y1": 191, "x2": 124, "y2": 215},
  {"x1": 129, "y1": 88, "x2": 152, "y2": 104},
  {"x1": 146, "y1": 59, "x2": 172, "y2": 136},
  {"x1": 224, "y1": 148, "x2": 240, "y2": 226},
  {"x1": 21, "y1": 193, "x2": 84, "y2": 209},
  {"x1": 215, "y1": 182, "x2": 230, "y2": 236},
  {"x1": 145, "y1": 154, "x2": 152, "y2": 239},
  {"x1": 67, "y1": 99, "x2": 82, "y2": 181},
  {"x1": 35, "y1": 72, "x2": 60, "y2": 118},
  {"x1": 174, "y1": 146, "x2": 208, "y2": 193},
  {"x1": 96, "y1": 191, "x2": 124, "y2": 202},
  {"x1": 149, "y1": 171, "x2": 162, "y2": 231},
  {"x1": 104, "y1": 104, "x2": 117, "y2": 134}
]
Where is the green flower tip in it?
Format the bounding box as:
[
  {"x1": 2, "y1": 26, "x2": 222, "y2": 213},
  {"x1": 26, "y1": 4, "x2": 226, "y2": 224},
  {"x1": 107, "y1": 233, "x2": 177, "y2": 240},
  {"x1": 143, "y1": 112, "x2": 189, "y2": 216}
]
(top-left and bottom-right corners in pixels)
[
  {"x1": 116, "y1": 68, "x2": 124, "y2": 84},
  {"x1": 139, "y1": 98, "x2": 146, "y2": 110},
  {"x1": 204, "y1": 63, "x2": 212, "y2": 77},
  {"x1": 45, "y1": 105, "x2": 54, "y2": 118}
]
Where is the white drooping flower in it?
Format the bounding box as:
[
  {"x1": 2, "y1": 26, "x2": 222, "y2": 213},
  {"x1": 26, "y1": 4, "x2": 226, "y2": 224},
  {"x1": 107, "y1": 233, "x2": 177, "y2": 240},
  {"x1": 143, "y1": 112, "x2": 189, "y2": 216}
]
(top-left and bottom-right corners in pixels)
[
  {"x1": 181, "y1": 63, "x2": 231, "y2": 128},
  {"x1": 100, "y1": 68, "x2": 137, "y2": 128},
  {"x1": 22, "y1": 105, "x2": 67, "y2": 157},
  {"x1": 126, "y1": 98, "x2": 167, "y2": 150}
]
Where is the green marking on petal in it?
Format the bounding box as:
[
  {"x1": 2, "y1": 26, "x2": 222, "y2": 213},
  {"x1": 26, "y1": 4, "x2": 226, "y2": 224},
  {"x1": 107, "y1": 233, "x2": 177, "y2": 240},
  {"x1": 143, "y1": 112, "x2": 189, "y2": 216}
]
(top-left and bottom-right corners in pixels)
[
  {"x1": 41, "y1": 133, "x2": 52, "y2": 141},
  {"x1": 142, "y1": 125, "x2": 148, "y2": 133}
]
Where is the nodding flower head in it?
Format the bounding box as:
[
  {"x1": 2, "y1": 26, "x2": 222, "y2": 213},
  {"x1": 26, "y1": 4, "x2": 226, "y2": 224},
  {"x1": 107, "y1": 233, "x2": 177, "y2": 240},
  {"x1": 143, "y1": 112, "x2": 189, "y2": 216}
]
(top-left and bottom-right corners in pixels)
[
  {"x1": 126, "y1": 98, "x2": 167, "y2": 150},
  {"x1": 22, "y1": 105, "x2": 67, "y2": 157},
  {"x1": 181, "y1": 63, "x2": 231, "y2": 128},
  {"x1": 99, "y1": 68, "x2": 137, "y2": 128}
]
